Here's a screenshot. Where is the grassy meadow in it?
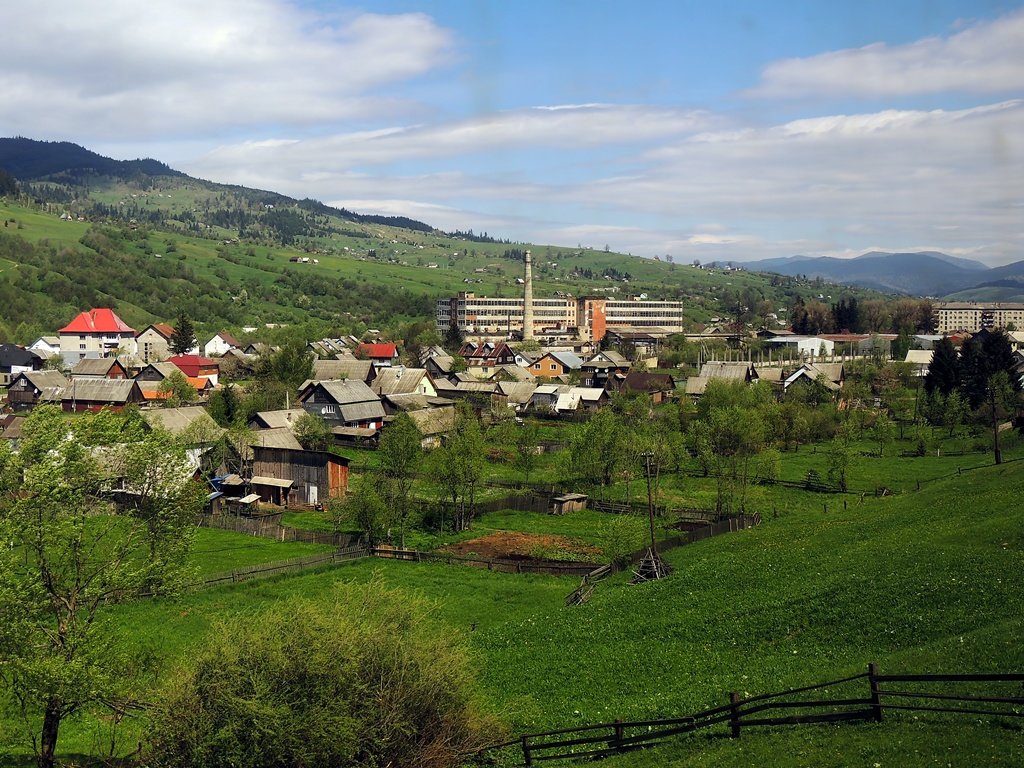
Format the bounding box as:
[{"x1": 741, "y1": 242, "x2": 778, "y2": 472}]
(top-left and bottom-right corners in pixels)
[{"x1": 3, "y1": 433, "x2": 1021, "y2": 766}]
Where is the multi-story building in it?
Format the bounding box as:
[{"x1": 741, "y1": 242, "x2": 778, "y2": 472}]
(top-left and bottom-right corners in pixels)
[
  {"x1": 437, "y1": 293, "x2": 687, "y2": 341},
  {"x1": 933, "y1": 302, "x2": 1024, "y2": 334},
  {"x1": 58, "y1": 308, "x2": 136, "y2": 365}
]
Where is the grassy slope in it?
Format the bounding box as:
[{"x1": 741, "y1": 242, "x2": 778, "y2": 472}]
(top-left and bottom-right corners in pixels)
[{"x1": 5, "y1": 453, "x2": 1020, "y2": 765}]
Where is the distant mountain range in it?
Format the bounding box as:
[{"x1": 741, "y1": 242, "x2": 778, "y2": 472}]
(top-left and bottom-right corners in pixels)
[{"x1": 732, "y1": 251, "x2": 1024, "y2": 300}]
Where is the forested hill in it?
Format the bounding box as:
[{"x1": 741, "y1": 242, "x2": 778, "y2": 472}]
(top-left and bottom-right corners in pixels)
[
  {"x1": 0, "y1": 138, "x2": 182, "y2": 181},
  {"x1": 0, "y1": 137, "x2": 434, "y2": 235}
]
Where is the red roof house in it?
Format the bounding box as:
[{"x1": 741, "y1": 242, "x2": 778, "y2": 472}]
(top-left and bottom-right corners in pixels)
[
  {"x1": 356, "y1": 343, "x2": 400, "y2": 367},
  {"x1": 58, "y1": 309, "x2": 136, "y2": 364}
]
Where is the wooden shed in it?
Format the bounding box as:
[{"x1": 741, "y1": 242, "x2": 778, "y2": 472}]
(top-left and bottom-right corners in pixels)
[
  {"x1": 251, "y1": 445, "x2": 350, "y2": 507},
  {"x1": 550, "y1": 493, "x2": 588, "y2": 515}
]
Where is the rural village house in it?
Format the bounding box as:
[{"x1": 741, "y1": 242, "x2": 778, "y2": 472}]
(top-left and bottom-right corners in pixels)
[
  {"x1": 6, "y1": 370, "x2": 68, "y2": 411},
  {"x1": 251, "y1": 445, "x2": 349, "y2": 507},
  {"x1": 58, "y1": 308, "x2": 136, "y2": 365},
  {"x1": 135, "y1": 323, "x2": 176, "y2": 363}
]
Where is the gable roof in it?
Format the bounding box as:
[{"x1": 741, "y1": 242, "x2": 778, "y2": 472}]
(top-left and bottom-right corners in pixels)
[
  {"x1": 168, "y1": 354, "x2": 217, "y2": 367},
  {"x1": 136, "y1": 361, "x2": 183, "y2": 380},
  {"x1": 382, "y1": 393, "x2": 454, "y2": 412},
  {"x1": 357, "y1": 342, "x2": 398, "y2": 359},
  {"x1": 404, "y1": 407, "x2": 456, "y2": 436},
  {"x1": 540, "y1": 350, "x2": 583, "y2": 370},
  {"x1": 63, "y1": 378, "x2": 140, "y2": 403},
  {"x1": 142, "y1": 406, "x2": 223, "y2": 437},
  {"x1": 59, "y1": 308, "x2": 134, "y2": 334},
  {"x1": 371, "y1": 367, "x2": 432, "y2": 396},
  {"x1": 312, "y1": 358, "x2": 374, "y2": 382},
  {"x1": 13, "y1": 369, "x2": 69, "y2": 390},
  {"x1": 210, "y1": 331, "x2": 240, "y2": 347},
  {"x1": 0, "y1": 343, "x2": 39, "y2": 368},
  {"x1": 139, "y1": 322, "x2": 175, "y2": 340},
  {"x1": 495, "y1": 381, "x2": 537, "y2": 404},
  {"x1": 71, "y1": 357, "x2": 124, "y2": 377},
  {"x1": 620, "y1": 371, "x2": 675, "y2": 392},
  {"x1": 251, "y1": 409, "x2": 308, "y2": 429}
]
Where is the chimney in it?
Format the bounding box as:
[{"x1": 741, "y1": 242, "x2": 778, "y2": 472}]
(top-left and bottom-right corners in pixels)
[{"x1": 523, "y1": 250, "x2": 535, "y2": 341}]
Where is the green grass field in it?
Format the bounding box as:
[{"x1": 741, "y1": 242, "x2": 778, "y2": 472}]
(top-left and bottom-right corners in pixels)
[{"x1": 3, "y1": 446, "x2": 1021, "y2": 766}]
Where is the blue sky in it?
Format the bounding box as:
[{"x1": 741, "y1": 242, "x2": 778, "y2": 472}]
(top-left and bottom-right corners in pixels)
[{"x1": 2, "y1": 1, "x2": 1022, "y2": 264}]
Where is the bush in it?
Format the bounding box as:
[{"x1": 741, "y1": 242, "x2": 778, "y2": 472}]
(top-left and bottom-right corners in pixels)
[{"x1": 146, "y1": 581, "x2": 497, "y2": 768}]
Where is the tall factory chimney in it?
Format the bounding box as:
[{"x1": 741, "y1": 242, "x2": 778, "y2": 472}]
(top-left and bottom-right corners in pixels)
[{"x1": 522, "y1": 250, "x2": 535, "y2": 341}]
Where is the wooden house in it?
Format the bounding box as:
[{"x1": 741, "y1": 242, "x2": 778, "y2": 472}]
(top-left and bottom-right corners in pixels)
[
  {"x1": 70, "y1": 357, "x2": 130, "y2": 380},
  {"x1": 251, "y1": 445, "x2": 349, "y2": 507},
  {"x1": 0, "y1": 344, "x2": 43, "y2": 386},
  {"x1": 616, "y1": 371, "x2": 677, "y2": 404},
  {"x1": 6, "y1": 370, "x2": 68, "y2": 411},
  {"x1": 371, "y1": 367, "x2": 437, "y2": 398},
  {"x1": 299, "y1": 380, "x2": 385, "y2": 430},
  {"x1": 311, "y1": 358, "x2": 376, "y2": 384},
  {"x1": 527, "y1": 350, "x2": 583, "y2": 379},
  {"x1": 579, "y1": 350, "x2": 631, "y2": 389},
  {"x1": 61, "y1": 379, "x2": 145, "y2": 413}
]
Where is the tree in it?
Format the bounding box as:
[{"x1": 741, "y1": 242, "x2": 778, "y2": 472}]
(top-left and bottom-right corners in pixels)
[
  {"x1": 871, "y1": 411, "x2": 896, "y2": 457},
  {"x1": 432, "y1": 406, "x2": 485, "y2": 532},
  {"x1": 924, "y1": 337, "x2": 959, "y2": 396},
  {"x1": 567, "y1": 409, "x2": 625, "y2": 487},
  {"x1": 377, "y1": 413, "x2": 424, "y2": 548},
  {"x1": 169, "y1": 313, "x2": 196, "y2": 356},
  {"x1": 146, "y1": 581, "x2": 496, "y2": 768},
  {"x1": 511, "y1": 422, "x2": 541, "y2": 487},
  {"x1": 158, "y1": 370, "x2": 196, "y2": 406},
  {"x1": 206, "y1": 383, "x2": 241, "y2": 427},
  {"x1": 826, "y1": 430, "x2": 853, "y2": 491},
  {"x1": 0, "y1": 407, "x2": 198, "y2": 768},
  {"x1": 293, "y1": 412, "x2": 332, "y2": 452},
  {"x1": 255, "y1": 338, "x2": 314, "y2": 394},
  {"x1": 337, "y1": 474, "x2": 392, "y2": 545}
]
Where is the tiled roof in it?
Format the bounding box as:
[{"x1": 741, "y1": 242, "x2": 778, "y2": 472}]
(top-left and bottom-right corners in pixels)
[
  {"x1": 59, "y1": 309, "x2": 134, "y2": 334},
  {"x1": 357, "y1": 343, "x2": 398, "y2": 359}
]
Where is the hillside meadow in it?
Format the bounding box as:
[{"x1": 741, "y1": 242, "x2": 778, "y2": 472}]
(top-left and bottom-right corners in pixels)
[{"x1": 2, "y1": 441, "x2": 1021, "y2": 766}]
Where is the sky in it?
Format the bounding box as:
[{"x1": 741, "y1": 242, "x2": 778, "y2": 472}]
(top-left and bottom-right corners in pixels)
[{"x1": 2, "y1": 1, "x2": 1023, "y2": 266}]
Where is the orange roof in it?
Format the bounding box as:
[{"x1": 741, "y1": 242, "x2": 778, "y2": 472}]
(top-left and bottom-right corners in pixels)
[
  {"x1": 141, "y1": 322, "x2": 175, "y2": 340},
  {"x1": 142, "y1": 390, "x2": 173, "y2": 400},
  {"x1": 187, "y1": 376, "x2": 213, "y2": 390},
  {"x1": 168, "y1": 354, "x2": 217, "y2": 366},
  {"x1": 59, "y1": 309, "x2": 135, "y2": 334}
]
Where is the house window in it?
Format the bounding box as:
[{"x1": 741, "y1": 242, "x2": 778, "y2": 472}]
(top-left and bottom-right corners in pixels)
[{"x1": 550, "y1": 363, "x2": 557, "y2": 371}]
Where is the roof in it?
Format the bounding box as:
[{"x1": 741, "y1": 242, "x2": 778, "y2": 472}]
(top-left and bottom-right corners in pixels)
[
  {"x1": 404, "y1": 407, "x2": 456, "y2": 436},
  {"x1": 13, "y1": 369, "x2": 68, "y2": 392},
  {"x1": 71, "y1": 357, "x2": 122, "y2": 377},
  {"x1": 784, "y1": 366, "x2": 841, "y2": 392},
  {"x1": 138, "y1": 361, "x2": 183, "y2": 380},
  {"x1": 0, "y1": 343, "x2": 39, "y2": 368},
  {"x1": 251, "y1": 409, "x2": 307, "y2": 429},
  {"x1": 59, "y1": 308, "x2": 135, "y2": 335},
  {"x1": 543, "y1": 350, "x2": 583, "y2": 370},
  {"x1": 140, "y1": 323, "x2": 175, "y2": 340},
  {"x1": 804, "y1": 363, "x2": 844, "y2": 383},
  {"x1": 312, "y1": 359, "x2": 374, "y2": 382},
  {"x1": 0, "y1": 416, "x2": 26, "y2": 441},
  {"x1": 383, "y1": 393, "x2": 453, "y2": 411},
  {"x1": 238, "y1": 493, "x2": 261, "y2": 504},
  {"x1": 251, "y1": 475, "x2": 294, "y2": 488},
  {"x1": 332, "y1": 426, "x2": 377, "y2": 438},
  {"x1": 495, "y1": 381, "x2": 537, "y2": 403},
  {"x1": 697, "y1": 362, "x2": 754, "y2": 380},
  {"x1": 339, "y1": 401, "x2": 387, "y2": 423},
  {"x1": 356, "y1": 342, "x2": 398, "y2": 359},
  {"x1": 168, "y1": 354, "x2": 217, "y2": 367},
  {"x1": 372, "y1": 367, "x2": 431, "y2": 396},
  {"x1": 590, "y1": 350, "x2": 628, "y2": 365},
  {"x1": 249, "y1": 428, "x2": 303, "y2": 450},
  {"x1": 142, "y1": 406, "x2": 224, "y2": 437},
  {"x1": 210, "y1": 331, "x2": 240, "y2": 347},
  {"x1": 488, "y1": 364, "x2": 534, "y2": 382},
  {"x1": 186, "y1": 376, "x2": 213, "y2": 390},
  {"x1": 63, "y1": 378, "x2": 139, "y2": 403},
  {"x1": 305, "y1": 379, "x2": 380, "y2": 406},
  {"x1": 621, "y1": 371, "x2": 676, "y2": 392}
]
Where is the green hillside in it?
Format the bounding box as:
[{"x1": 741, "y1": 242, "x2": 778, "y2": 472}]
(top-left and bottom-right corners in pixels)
[
  {"x1": 0, "y1": 140, "x2": 891, "y2": 342},
  {"x1": 6, "y1": 447, "x2": 1020, "y2": 766}
]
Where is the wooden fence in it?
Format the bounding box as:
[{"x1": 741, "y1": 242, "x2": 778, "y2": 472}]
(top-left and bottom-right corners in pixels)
[
  {"x1": 499, "y1": 665, "x2": 1024, "y2": 765},
  {"x1": 196, "y1": 546, "x2": 370, "y2": 589},
  {"x1": 370, "y1": 547, "x2": 598, "y2": 577},
  {"x1": 196, "y1": 513, "x2": 360, "y2": 547}
]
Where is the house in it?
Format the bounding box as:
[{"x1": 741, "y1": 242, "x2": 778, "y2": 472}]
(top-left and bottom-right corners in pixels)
[
  {"x1": 782, "y1": 363, "x2": 845, "y2": 396},
  {"x1": 371, "y1": 367, "x2": 437, "y2": 398},
  {"x1": 6, "y1": 370, "x2": 68, "y2": 411},
  {"x1": 684, "y1": 362, "x2": 759, "y2": 397},
  {"x1": 492, "y1": 381, "x2": 537, "y2": 412},
  {"x1": 904, "y1": 349, "x2": 935, "y2": 376},
  {"x1": 167, "y1": 355, "x2": 220, "y2": 386},
  {"x1": 28, "y1": 336, "x2": 61, "y2": 359},
  {"x1": 312, "y1": 358, "x2": 376, "y2": 384},
  {"x1": 244, "y1": 342, "x2": 273, "y2": 356},
  {"x1": 488, "y1": 364, "x2": 535, "y2": 383},
  {"x1": 70, "y1": 357, "x2": 130, "y2": 380},
  {"x1": 423, "y1": 354, "x2": 457, "y2": 380},
  {"x1": 61, "y1": 379, "x2": 145, "y2": 412},
  {"x1": 0, "y1": 344, "x2": 43, "y2": 386},
  {"x1": 298, "y1": 380, "x2": 386, "y2": 431},
  {"x1": 204, "y1": 331, "x2": 241, "y2": 358},
  {"x1": 458, "y1": 341, "x2": 517, "y2": 368},
  {"x1": 380, "y1": 394, "x2": 456, "y2": 447},
  {"x1": 616, "y1": 371, "x2": 676, "y2": 404},
  {"x1": 432, "y1": 379, "x2": 497, "y2": 403},
  {"x1": 579, "y1": 350, "x2": 631, "y2": 389},
  {"x1": 249, "y1": 409, "x2": 309, "y2": 431},
  {"x1": 529, "y1": 385, "x2": 608, "y2": 415},
  {"x1": 251, "y1": 445, "x2": 350, "y2": 507},
  {"x1": 0, "y1": 415, "x2": 26, "y2": 449},
  {"x1": 355, "y1": 342, "x2": 400, "y2": 367},
  {"x1": 766, "y1": 336, "x2": 836, "y2": 358},
  {"x1": 58, "y1": 308, "x2": 136, "y2": 365},
  {"x1": 527, "y1": 350, "x2": 583, "y2": 379},
  {"x1": 135, "y1": 361, "x2": 184, "y2": 382},
  {"x1": 142, "y1": 406, "x2": 223, "y2": 440},
  {"x1": 135, "y1": 323, "x2": 176, "y2": 363}
]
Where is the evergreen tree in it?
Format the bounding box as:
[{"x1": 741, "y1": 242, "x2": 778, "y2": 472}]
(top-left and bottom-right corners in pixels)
[
  {"x1": 169, "y1": 313, "x2": 196, "y2": 355},
  {"x1": 924, "y1": 337, "x2": 959, "y2": 396}
]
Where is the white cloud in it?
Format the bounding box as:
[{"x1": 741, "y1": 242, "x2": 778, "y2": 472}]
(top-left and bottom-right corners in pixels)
[
  {"x1": 749, "y1": 9, "x2": 1024, "y2": 98},
  {"x1": 0, "y1": 0, "x2": 453, "y2": 139}
]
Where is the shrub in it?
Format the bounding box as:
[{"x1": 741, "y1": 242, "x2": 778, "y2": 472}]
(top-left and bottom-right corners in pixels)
[{"x1": 146, "y1": 581, "x2": 497, "y2": 768}]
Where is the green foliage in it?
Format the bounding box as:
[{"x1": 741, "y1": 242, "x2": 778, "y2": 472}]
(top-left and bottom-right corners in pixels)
[
  {"x1": 169, "y1": 312, "x2": 196, "y2": 356},
  {"x1": 292, "y1": 412, "x2": 331, "y2": 452},
  {"x1": 377, "y1": 413, "x2": 424, "y2": 548},
  {"x1": 146, "y1": 580, "x2": 496, "y2": 768},
  {"x1": 0, "y1": 407, "x2": 198, "y2": 767},
  {"x1": 431, "y1": 405, "x2": 486, "y2": 532},
  {"x1": 599, "y1": 515, "x2": 647, "y2": 567},
  {"x1": 924, "y1": 336, "x2": 960, "y2": 396},
  {"x1": 158, "y1": 370, "x2": 196, "y2": 406},
  {"x1": 254, "y1": 338, "x2": 314, "y2": 394},
  {"x1": 567, "y1": 409, "x2": 626, "y2": 487}
]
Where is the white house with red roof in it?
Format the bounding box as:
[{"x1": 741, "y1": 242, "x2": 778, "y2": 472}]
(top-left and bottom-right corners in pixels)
[
  {"x1": 356, "y1": 342, "x2": 400, "y2": 367},
  {"x1": 203, "y1": 331, "x2": 241, "y2": 358},
  {"x1": 58, "y1": 309, "x2": 136, "y2": 365}
]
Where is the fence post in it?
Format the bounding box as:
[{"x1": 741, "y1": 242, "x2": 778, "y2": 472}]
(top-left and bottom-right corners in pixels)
[
  {"x1": 521, "y1": 734, "x2": 532, "y2": 767},
  {"x1": 868, "y1": 662, "x2": 883, "y2": 722},
  {"x1": 613, "y1": 719, "x2": 624, "y2": 751},
  {"x1": 729, "y1": 692, "x2": 741, "y2": 738}
]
